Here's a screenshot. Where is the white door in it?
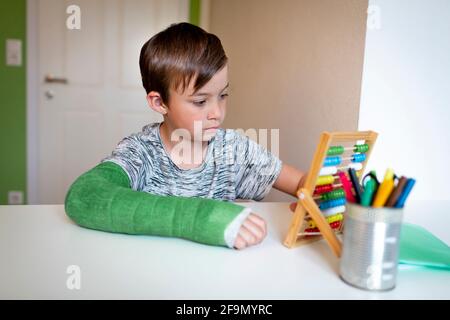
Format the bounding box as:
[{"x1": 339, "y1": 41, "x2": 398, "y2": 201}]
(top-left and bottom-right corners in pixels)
[{"x1": 37, "y1": 0, "x2": 188, "y2": 204}]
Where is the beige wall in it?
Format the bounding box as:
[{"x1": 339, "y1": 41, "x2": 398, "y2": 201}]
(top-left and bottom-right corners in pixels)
[{"x1": 209, "y1": 0, "x2": 369, "y2": 201}]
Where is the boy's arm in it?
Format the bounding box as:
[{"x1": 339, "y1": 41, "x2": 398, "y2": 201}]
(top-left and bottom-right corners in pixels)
[
  {"x1": 272, "y1": 163, "x2": 307, "y2": 198},
  {"x1": 65, "y1": 161, "x2": 246, "y2": 248}
]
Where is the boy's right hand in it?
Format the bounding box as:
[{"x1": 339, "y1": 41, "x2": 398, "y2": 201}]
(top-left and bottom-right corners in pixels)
[{"x1": 233, "y1": 213, "x2": 267, "y2": 250}]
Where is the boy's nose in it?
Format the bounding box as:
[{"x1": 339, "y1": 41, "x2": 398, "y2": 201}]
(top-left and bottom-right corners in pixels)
[{"x1": 207, "y1": 102, "x2": 222, "y2": 120}]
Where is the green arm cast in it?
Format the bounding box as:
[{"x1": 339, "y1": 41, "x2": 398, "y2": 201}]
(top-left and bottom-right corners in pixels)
[{"x1": 64, "y1": 161, "x2": 245, "y2": 247}]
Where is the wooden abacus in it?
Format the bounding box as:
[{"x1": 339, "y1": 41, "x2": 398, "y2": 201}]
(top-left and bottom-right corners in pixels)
[{"x1": 284, "y1": 131, "x2": 378, "y2": 257}]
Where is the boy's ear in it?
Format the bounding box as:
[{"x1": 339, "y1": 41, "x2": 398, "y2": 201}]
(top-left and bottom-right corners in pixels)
[{"x1": 146, "y1": 91, "x2": 168, "y2": 115}]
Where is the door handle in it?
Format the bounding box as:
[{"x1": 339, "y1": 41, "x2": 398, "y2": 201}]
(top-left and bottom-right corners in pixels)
[{"x1": 44, "y1": 74, "x2": 68, "y2": 84}]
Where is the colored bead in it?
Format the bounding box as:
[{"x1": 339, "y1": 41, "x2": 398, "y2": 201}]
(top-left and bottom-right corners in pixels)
[
  {"x1": 307, "y1": 213, "x2": 344, "y2": 228},
  {"x1": 304, "y1": 227, "x2": 319, "y2": 233},
  {"x1": 316, "y1": 175, "x2": 335, "y2": 186},
  {"x1": 354, "y1": 144, "x2": 369, "y2": 153},
  {"x1": 321, "y1": 189, "x2": 345, "y2": 201},
  {"x1": 327, "y1": 146, "x2": 344, "y2": 156},
  {"x1": 319, "y1": 166, "x2": 337, "y2": 176},
  {"x1": 323, "y1": 156, "x2": 341, "y2": 166},
  {"x1": 322, "y1": 205, "x2": 346, "y2": 217},
  {"x1": 314, "y1": 184, "x2": 333, "y2": 195},
  {"x1": 329, "y1": 213, "x2": 344, "y2": 223},
  {"x1": 319, "y1": 198, "x2": 346, "y2": 210},
  {"x1": 304, "y1": 220, "x2": 341, "y2": 233},
  {"x1": 352, "y1": 153, "x2": 366, "y2": 163},
  {"x1": 330, "y1": 220, "x2": 342, "y2": 229}
]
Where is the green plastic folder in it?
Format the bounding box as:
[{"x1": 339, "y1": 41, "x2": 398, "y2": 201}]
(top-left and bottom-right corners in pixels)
[{"x1": 399, "y1": 223, "x2": 450, "y2": 270}]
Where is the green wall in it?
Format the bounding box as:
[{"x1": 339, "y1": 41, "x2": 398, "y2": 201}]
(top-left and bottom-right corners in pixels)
[
  {"x1": 0, "y1": 0, "x2": 26, "y2": 205},
  {"x1": 0, "y1": 0, "x2": 200, "y2": 205},
  {"x1": 189, "y1": 0, "x2": 201, "y2": 26}
]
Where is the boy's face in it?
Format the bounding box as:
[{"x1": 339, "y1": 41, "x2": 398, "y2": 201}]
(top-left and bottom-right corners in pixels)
[{"x1": 166, "y1": 64, "x2": 229, "y2": 142}]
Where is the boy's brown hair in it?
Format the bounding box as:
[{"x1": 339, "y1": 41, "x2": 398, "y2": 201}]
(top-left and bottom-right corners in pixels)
[{"x1": 139, "y1": 22, "x2": 228, "y2": 104}]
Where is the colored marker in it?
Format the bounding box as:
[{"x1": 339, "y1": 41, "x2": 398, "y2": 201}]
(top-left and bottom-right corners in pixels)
[
  {"x1": 385, "y1": 176, "x2": 408, "y2": 207},
  {"x1": 362, "y1": 170, "x2": 379, "y2": 188},
  {"x1": 372, "y1": 168, "x2": 395, "y2": 208},
  {"x1": 348, "y1": 168, "x2": 363, "y2": 203},
  {"x1": 360, "y1": 177, "x2": 377, "y2": 207},
  {"x1": 370, "y1": 170, "x2": 379, "y2": 184},
  {"x1": 394, "y1": 178, "x2": 416, "y2": 208},
  {"x1": 337, "y1": 171, "x2": 356, "y2": 203}
]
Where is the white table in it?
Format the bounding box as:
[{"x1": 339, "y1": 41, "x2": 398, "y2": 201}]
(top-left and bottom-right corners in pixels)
[{"x1": 0, "y1": 201, "x2": 449, "y2": 299}]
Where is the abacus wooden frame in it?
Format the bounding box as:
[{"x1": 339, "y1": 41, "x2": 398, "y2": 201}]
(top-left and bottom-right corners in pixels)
[{"x1": 283, "y1": 131, "x2": 378, "y2": 257}]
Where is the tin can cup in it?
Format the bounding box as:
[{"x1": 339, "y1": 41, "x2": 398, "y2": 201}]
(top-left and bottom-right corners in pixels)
[{"x1": 339, "y1": 202, "x2": 404, "y2": 291}]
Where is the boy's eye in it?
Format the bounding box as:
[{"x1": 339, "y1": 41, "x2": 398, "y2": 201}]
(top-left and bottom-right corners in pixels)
[
  {"x1": 220, "y1": 93, "x2": 229, "y2": 99},
  {"x1": 193, "y1": 100, "x2": 207, "y2": 106}
]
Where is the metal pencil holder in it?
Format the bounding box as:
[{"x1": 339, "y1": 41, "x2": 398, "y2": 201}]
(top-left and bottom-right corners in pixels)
[{"x1": 340, "y1": 202, "x2": 404, "y2": 291}]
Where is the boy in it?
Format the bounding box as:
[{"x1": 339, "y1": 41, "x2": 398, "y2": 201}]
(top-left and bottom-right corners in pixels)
[{"x1": 65, "y1": 22, "x2": 306, "y2": 250}]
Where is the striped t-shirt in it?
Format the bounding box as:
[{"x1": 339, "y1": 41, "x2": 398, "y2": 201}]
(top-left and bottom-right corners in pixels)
[{"x1": 102, "y1": 122, "x2": 282, "y2": 247}]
